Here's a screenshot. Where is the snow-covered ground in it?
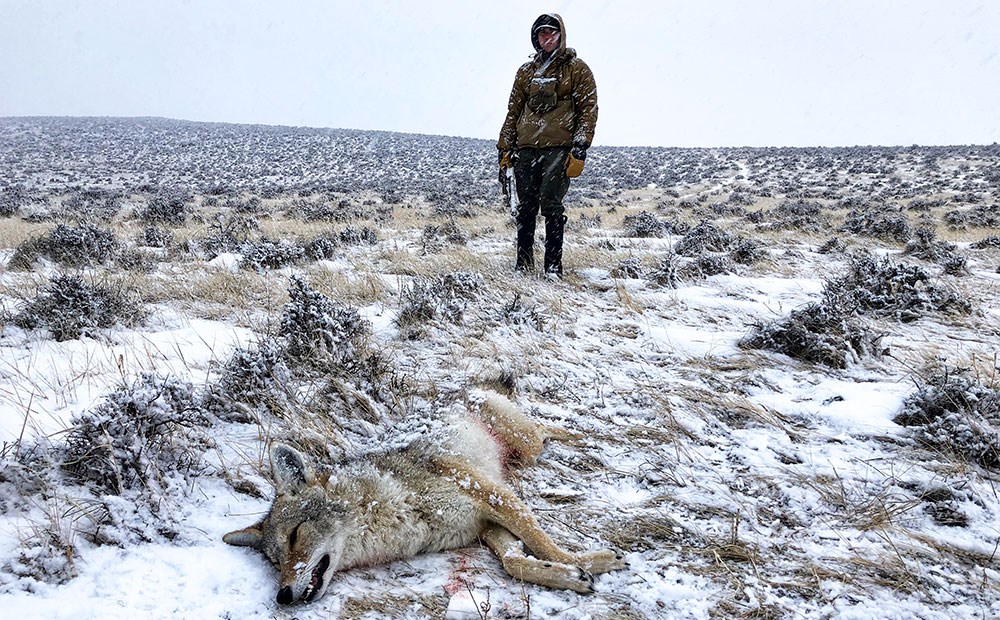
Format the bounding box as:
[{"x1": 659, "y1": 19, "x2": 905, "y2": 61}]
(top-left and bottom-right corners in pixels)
[{"x1": 1, "y1": 118, "x2": 998, "y2": 619}]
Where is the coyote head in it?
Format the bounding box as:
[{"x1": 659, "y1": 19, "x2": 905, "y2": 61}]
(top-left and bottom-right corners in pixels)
[{"x1": 224, "y1": 444, "x2": 349, "y2": 605}]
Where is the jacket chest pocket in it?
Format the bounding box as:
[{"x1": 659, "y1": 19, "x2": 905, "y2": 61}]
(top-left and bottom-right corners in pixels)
[{"x1": 527, "y1": 76, "x2": 559, "y2": 114}]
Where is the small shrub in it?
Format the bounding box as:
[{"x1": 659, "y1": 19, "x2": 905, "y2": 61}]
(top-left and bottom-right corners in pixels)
[
  {"x1": 648, "y1": 252, "x2": 680, "y2": 289},
  {"x1": 610, "y1": 257, "x2": 644, "y2": 279},
  {"x1": 903, "y1": 227, "x2": 958, "y2": 263},
  {"x1": 739, "y1": 302, "x2": 883, "y2": 369},
  {"x1": 62, "y1": 373, "x2": 209, "y2": 496},
  {"x1": 64, "y1": 189, "x2": 122, "y2": 220},
  {"x1": 213, "y1": 337, "x2": 294, "y2": 415},
  {"x1": 1, "y1": 184, "x2": 30, "y2": 217},
  {"x1": 894, "y1": 367, "x2": 1000, "y2": 468},
  {"x1": 304, "y1": 235, "x2": 340, "y2": 261},
  {"x1": 142, "y1": 186, "x2": 192, "y2": 224},
  {"x1": 198, "y1": 213, "x2": 260, "y2": 258},
  {"x1": 9, "y1": 223, "x2": 120, "y2": 270},
  {"x1": 941, "y1": 255, "x2": 969, "y2": 276},
  {"x1": 970, "y1": 235, "x2": 1000, "y2": 249},
  {"x1": 755, "y1": 201, "x2": 830, "y2": 233},
  {"x1": 13, "y1": 275, "x2": 145, "y2": 341},
  {"x1": 239, "y1": 238, "x2": 305, "y2": 271},
  {"x1": 282, "y1": 276, "x2": 370, "y2": 369},
  {"x1": 622, "y1": 211, "x2": 668, "y2": 238},
  {"x1": 141, "y1": 226, "x2": 174, "y2": 248},
  {"x1": 943, "y1": 205, "x2": 1000, "y2": 230},
  {"x1": 420, "y1": 221, "x2": 467, "y2": 254},
  {"x1": 674, "y1": 220, "x2": 735, "y2": 256},
  {"x1": 730, "y1": 238, "x2": 766, "y2": 265},
  {"x1": 340, "y1": 226, "x2": 378, "y2": 246},
  {"x1": 396, "y1": 272, "x2": 483, "y2": 331},
  {"x1": 683, "y1": 253, "x2": 734, "y2": 278},
  {"x1": 842, "y1": 207, "x2": 912, "y2": 242},
  {"x1": 824, "y1": 254, "x2": 971, "y2": 322},
  {"x1": 817, "y1": 238, "x2": 847, "y2": 255}
]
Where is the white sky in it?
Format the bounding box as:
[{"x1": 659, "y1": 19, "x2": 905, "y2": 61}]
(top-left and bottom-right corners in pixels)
[{"x1": 1, "y1": 0, "x2": 998, "y2": 147}]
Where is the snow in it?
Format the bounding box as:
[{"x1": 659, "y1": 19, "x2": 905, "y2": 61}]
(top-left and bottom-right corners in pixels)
[{"x1": 1, "y1": 125, "x2": 999, "y2": 619}]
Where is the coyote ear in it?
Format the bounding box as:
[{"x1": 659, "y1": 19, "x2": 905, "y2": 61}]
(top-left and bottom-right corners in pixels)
[
  {"x1": 223, "y1": 526, "x2": 263, "y2": 548},
  {"x1": 270, "y1": 443, "x2": 315, "y2": 493}
]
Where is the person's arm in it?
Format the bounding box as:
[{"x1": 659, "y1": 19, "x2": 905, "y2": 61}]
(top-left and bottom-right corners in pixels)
[
  {"x1": 571, "y1": 60, "x2": 598, "y2": 148},
  {"x1": 498, "y1": 65, "x2": 530, "y2": 152}
]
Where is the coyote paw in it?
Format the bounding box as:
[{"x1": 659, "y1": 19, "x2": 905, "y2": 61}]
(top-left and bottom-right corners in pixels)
[
  {"x1": 568, "y1": 566, "x2": 596, "y2": 594},
  {"x1": 579, "y1": 548, "x2": 628, "y2": 574}
]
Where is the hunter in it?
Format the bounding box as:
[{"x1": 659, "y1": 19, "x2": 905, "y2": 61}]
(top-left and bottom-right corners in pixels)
[{"x1": 498, "y1": 13, "x2": 598, "y2": 277}]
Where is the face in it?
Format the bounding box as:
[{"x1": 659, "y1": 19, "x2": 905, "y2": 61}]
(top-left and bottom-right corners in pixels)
[
  {"x1": 537, "y1": 28, "x2": 560, "y2": 53},
  {"x1": 258, "y1": 489, "x2": 348, "y2": 605}
]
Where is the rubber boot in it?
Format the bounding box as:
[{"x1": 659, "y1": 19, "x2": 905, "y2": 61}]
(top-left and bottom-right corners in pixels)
[
  {"x1": 543, "y1": 215, "x2": 568, "y2": 277},
  {"x1": 515, "y1": 219, "x2": 536, "y2": 272}
]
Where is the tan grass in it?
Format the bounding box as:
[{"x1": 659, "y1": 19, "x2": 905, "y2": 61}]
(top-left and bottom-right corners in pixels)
[
  {"x1": 0, "y1": 219, "x2": 53, "y2": 249},
  {"x1": 143, "y1": 267, "x2": 285, "y2": 323},
  {"x1": 305, "y1": 265, "x2": 390, "y2": 305}
]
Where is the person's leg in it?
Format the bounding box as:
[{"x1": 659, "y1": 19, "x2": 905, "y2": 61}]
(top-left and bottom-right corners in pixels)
[
  {"x1": 538, "y1": 149, "x2": 572, "y2": 276},
  {"x1": 514, "y1": 151, "x2": 544, "y2": 271}
]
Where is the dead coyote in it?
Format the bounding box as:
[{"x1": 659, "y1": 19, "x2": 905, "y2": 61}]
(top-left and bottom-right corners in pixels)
[{"x1": 224, "y1": 391, "x2": 625, "y2": 605}]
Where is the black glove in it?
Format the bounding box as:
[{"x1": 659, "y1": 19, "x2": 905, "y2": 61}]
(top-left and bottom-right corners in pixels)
[{"x1": 571, "y1": 145, "x2": 587, "y2": 161}]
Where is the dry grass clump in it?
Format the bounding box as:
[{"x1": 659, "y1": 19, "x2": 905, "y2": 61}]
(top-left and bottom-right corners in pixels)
[{"x1": 306, "y1": 267, "x2": 389, "y2": 305}]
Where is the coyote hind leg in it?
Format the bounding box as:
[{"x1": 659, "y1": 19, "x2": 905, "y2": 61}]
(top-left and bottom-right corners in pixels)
[
  {"x1": 478, "y1": 392, "x2": 581, "y2": 466},
  {"x1": 481, "y1": 525, "x2": 597, "y2": 594}
]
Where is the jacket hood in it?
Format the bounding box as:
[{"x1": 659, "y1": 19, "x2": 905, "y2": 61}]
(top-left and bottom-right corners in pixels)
[{"x1": 530, "y1": 13, "x2": 566, "y2": 54}]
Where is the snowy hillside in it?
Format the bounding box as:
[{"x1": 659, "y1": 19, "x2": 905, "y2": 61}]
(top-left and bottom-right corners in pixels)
[{"x1": 1, "y1": 117, "x2": 998, "y2": 619}]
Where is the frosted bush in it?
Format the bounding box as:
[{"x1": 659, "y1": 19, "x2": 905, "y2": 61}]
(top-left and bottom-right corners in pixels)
[
  {"x1": 62, "y1": 373, "x2": 208, "y2": 496},
  {"x1": 9, "y1": 223, "x2": 120, "y2": 269},
  {"x1": 674, "y1": 220, "x2": 735, "y2": 256},
  {"x1": 894, "y1": 368, "x2": 1000, "y2": 469},
  {"x1": 739, "y1": 302, "x2": 882, "y2": 369},
  {"x1": 13, "y1": 275, "x2": 145, "y2": 341},
  {"x1": 824, "y1": 254, "x2": 971, "y2": 322},
  {"x1": 142, "y1": 185, "x2": 192, "y2": 224},
  {"x1": 239, "y1": 238, "x2": 305, "y2": 271},
  {"x1": 282, "y1": 275, "x2": 370, "y2": 369}
]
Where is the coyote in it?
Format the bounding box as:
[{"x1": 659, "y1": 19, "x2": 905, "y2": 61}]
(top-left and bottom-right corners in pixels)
[{"x1": 223, "y1": 391, "x2": 626, "y2": 605}]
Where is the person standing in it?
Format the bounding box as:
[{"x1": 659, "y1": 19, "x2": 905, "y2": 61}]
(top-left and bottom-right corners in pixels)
[{"x1": 497, "y1": 13, "x2": 598, "y2": 277}]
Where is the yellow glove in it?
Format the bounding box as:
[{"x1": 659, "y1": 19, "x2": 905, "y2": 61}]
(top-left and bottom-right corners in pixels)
[{"x1": 565, "y1": 148, "x2": 585, "y2": 178}]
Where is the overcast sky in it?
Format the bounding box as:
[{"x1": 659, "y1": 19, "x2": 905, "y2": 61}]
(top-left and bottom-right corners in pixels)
[{"x1": 1, "y1": 1, "x2": 998, "y2": 148}]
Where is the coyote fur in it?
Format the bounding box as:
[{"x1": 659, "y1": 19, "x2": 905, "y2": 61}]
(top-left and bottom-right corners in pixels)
[{"x1": 224, "y1": 391, "x2": 626, "y2": 605}]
